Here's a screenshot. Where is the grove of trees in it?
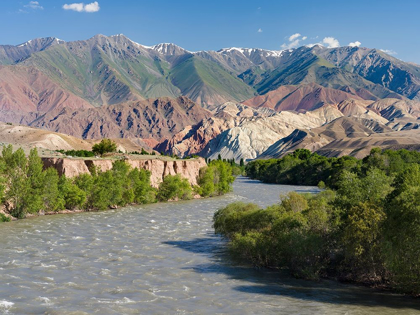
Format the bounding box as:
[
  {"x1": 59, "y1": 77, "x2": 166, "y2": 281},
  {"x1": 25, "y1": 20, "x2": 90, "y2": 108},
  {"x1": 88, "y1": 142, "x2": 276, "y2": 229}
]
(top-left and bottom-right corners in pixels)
[
  {"x1": 0, "y1": 145, "x2": 237, "y2": 220},
  {"x1": 215, "y1": 148, "x2": 420, "y2": 295}
]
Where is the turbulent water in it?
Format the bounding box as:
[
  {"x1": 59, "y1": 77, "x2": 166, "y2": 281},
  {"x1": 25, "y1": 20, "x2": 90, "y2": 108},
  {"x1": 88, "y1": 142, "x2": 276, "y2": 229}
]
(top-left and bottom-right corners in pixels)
[{"x1": 0, "y1": 177, "x2": 419, "y2": 314}]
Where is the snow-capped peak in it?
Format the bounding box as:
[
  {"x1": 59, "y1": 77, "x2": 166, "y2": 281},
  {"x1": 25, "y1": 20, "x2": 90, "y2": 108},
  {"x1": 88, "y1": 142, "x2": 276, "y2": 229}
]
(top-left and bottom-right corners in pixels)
[
  {"x1": 108, "y1": 34, "x2": 153, "y2": 49},
  {"x1": 17, "y1": 40, "x2": 32, "y2": 47},
  {"x1": 217, "y1": 47, "x2": 284, "y2": 57},
  {"x1": 16, "y1": 37, "x2": 65, "y2": 48},
  {"x1": 152, "y1": 43, "x2": 191, "y2": 55}
]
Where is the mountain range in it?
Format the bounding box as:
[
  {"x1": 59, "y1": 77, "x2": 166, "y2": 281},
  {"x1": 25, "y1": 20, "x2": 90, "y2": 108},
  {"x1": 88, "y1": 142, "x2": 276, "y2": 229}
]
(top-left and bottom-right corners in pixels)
[{"x1": 1, "y1": 34, "x2": 420, "y2": 161}]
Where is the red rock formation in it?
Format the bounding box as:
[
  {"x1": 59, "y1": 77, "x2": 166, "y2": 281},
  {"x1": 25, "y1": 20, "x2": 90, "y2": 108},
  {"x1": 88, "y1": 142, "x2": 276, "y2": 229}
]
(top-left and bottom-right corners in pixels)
[{"x1": 243, "y1": 83, "x2": 364, "y2": 112}]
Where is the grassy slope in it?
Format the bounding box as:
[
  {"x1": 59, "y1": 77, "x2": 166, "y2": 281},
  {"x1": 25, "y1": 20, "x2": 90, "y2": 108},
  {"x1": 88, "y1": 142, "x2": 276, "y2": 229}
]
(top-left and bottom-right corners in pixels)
[
  {"x1": 169, "y1": 56, "x2": 256, "y2": 103},
  {"x1": 255, "y1": 53, "x2": 394, "y2": 99},
  {"x1": 23, "y1": 45, "x2": 180, "y2": 106}
]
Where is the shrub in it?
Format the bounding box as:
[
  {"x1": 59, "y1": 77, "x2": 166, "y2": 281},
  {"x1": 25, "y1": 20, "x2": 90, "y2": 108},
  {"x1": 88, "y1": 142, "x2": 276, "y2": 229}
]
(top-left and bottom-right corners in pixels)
[
  {"x1": 43, "y1": 168, "x2": 65, "y2": 212},
  {"x1": 157, "y1": 174, "x2": 192, "y2": 201},
  {"x1": 59, "y1": 176, "x2": 86, "y2": 210},
  {"x1": 92, "y1": 139, "x2": 117, "y2": 156},
  {"x1": 0, "y1": 213, "x2": 11, "y2": 222}
]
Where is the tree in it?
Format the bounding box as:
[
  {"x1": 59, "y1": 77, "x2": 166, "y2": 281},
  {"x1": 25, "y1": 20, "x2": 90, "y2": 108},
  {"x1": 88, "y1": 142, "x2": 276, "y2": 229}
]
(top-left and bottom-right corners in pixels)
[
  {"x1": 157, "y1": 174, "x2": 192, "y2": 201},
  {"x1": 383, "y1": 165, "x2": 420, "y2": 294},
  {"x1": 197, "y1": 166, "x2": 215, "y2": 197},
  {"x1": 212, "y1": 160, "x2": 234, "y2": 194},
  {"x1": 240, "y1": 158, "x2": 244, "y2": 167},
  {"x1": 6, "y1": 148, "x2": 30, "y2": 218},
  {"x1": 43, "y1": 168, "x2": 65, "y2": 212},
  {"x1": 25, "y1": 148, "x2": 44, "y2": 214},
  {"x1": 92, "y1": 139, "x2": 117, "y2": 156},
  {"x1": 7, "y1": 166, "x2": 29, "y2": 218},
  {"x1": 128, "y1": 168, "x2": 156, "y2": 204},
  {"x1": 59, "y1": 176, "x2": 86, "y2": 210}
]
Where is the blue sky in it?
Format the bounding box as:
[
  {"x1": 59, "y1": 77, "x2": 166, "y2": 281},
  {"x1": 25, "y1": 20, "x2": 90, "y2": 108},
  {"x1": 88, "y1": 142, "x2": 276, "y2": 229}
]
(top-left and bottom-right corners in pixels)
[{"x1": 1, "y1": 0, "x2": 419, "y2": 63}]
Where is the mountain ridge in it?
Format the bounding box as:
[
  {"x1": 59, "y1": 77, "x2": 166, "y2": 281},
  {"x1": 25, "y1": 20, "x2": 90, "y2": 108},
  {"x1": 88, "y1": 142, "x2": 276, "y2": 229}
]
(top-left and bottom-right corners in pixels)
[{"x1": 2, "y1": 34, "x2": 420, "y2": 161}]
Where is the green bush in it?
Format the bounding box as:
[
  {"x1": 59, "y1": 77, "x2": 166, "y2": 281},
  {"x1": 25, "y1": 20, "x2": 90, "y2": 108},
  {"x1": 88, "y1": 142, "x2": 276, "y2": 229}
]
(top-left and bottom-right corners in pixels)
[
  {"x1": 215, "y1": 149, "x2": 420, "y2": 295},
  {"x1": 0, "y1": 213, "x2": 11, "y2": 222},
  {"x1": 214, "y1": 192, "x2": 336, "y2": 279},
  {"x1": 59, "y1": 176, "x2": 86, "y2": 210},
  {"x1": 43, "y1": 168, "x2": 65, "y2": 212},
  {"x1": 196, "y1": 160, "x2": 235, "y2": 197},
  {"x1": 92, "y1": 139, "x2": 117, "y2": 156},
  {"x1": 57, "y1": 150, "x2": 95, "y2": 157},
  {"x1": 157, "y1": 174, "x2": 193, "y2": 201}
]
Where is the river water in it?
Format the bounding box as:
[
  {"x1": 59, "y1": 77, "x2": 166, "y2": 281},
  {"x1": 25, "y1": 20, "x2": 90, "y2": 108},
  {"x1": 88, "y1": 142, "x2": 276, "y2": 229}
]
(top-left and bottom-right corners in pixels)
[{"x1": 0, "y1": 177, "x2": 419, "y2": 314}]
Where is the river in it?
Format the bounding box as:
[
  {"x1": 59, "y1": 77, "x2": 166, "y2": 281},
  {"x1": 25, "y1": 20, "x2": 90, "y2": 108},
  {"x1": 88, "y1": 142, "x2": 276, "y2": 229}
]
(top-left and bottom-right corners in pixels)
[{"x1": 0, "y1": 177, "x2": 419, "y2": 314}]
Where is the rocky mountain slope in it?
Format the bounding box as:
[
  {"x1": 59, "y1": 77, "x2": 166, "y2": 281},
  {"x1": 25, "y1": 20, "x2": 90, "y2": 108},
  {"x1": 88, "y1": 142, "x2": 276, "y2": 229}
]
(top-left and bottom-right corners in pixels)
[
  {"x1": 0, "y1": 65, "x2": 93, "y2": 113},
  {"x1": 2, "y1": 34, "x2": 420, "y2": 110},
  {"x1": 2, "y1": 34, "x2": 420, "y2": 160},
  {"x1": 256, "y1": 116, "x2": 420, "y2": 159},
  {"x1": 22, "y1": 96, "x2": 210, "y2": 141},
  {"x1": 156, "y1": 102, "x2": 344, "y2": 161}
]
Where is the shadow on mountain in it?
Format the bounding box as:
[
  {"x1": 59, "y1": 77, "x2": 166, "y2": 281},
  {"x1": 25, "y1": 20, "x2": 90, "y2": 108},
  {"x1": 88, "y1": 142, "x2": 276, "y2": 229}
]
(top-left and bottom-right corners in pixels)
[{"x1": 163, "y1": 236, "x2": 420, "y2": 310}]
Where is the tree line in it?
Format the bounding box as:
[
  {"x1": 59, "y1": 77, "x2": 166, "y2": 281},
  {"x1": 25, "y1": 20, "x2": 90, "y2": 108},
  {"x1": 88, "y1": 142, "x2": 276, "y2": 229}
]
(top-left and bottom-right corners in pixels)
[
  {"x1": 0, "y1": 146, "x2": 236, "y2": 221},
  {"x1": 214, "y1": 148, "x2": 420, "y2": 295}
]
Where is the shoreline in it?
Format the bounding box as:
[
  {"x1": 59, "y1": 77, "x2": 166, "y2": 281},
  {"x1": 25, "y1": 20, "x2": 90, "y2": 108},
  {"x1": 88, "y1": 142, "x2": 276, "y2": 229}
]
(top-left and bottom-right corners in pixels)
[{"x1": 2, "y1": 193, "x2": 207, "y2": 221}]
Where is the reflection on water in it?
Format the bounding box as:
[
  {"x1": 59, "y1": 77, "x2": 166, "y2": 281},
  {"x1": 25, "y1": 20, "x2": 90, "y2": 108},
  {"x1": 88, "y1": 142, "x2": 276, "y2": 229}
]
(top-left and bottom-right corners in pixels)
[{"x1": 0, "y1": 177, "x2": 418, "y2": 314}]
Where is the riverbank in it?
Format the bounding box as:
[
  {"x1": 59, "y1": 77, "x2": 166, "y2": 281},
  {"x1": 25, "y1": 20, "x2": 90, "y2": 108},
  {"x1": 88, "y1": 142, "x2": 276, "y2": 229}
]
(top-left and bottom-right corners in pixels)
[
  {"x1": 214, "y1": 180, "x2": 420, "y2": 296},
  {"x1": 0, "y1": 147, "x2": 235, "y2": 221},
  {"x1": 1, "y1": 177, "x2": 418, "y2": 314},
  {"x1": 41, "y1": 155, "x2": 207, "y2": 188}
]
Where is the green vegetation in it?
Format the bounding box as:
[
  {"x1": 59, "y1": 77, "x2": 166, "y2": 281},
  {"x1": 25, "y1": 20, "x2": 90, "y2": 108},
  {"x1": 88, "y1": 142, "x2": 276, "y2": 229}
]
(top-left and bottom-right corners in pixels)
[
  {"x1": 56, "y1": 149, "x2": 95, "y2": 157},
  {"x1": 157, "y1": 174, "x2": 193, "y2": 202},
  {"x1": 92, "y1": 139, "x2": 117, "y2": 156},
  {"x1": 0, "y1": 146, "x2": 236, "y2": 221},
  {"x1": 130, "y1": 148, "x2": 151, "y2": 155},
  {"x1": 57, "y1": 146, "x2": 156, "y2": 158},
  {"x1": 169, "y1": 55, "x2": 255, "y2": 103},
  {"x1": 246, "y1": 148, "x2": 401, "y2": 187},
  {"x1": 0, "y1": 213, "x2": 11, "y2": 222},
  {"x1": 0, "y1": 145, "x2": 158, "y2": 217},
  {"x1": 216, "y1": 148, "x2": 420, "y2": 295},
  {"x1": 195, "y1": 160, "x2": 236, "y2": 197}
]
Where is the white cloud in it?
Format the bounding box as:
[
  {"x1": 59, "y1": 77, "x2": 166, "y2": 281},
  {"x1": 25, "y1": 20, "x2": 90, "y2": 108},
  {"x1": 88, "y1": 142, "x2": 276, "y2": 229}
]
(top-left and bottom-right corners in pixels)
[
  {"x1": 322, "y1": 37, "x2": 340, "y2": 48},
  {"x1": 349, "y1": 41, "x2": 361, "y2": 47},
  {"x1": 84, "y1": 1, "x2": 100, "y2": 12},
  {"x1": 257, "y1": 28, "x2": 263, "y2": 33},
  {"x1": 24, "y1": 1, "x2": 43, "y2": 10},
  {"x1": 380, "y1": 49, "x2": 397, "y2": 55},
  {"x1": 281, "y1": 33, "x2": 308, "y2": 50},
  {"x1": 63, "y1": 1, "x2": 100, "y2": 13},
  {"x1": 289, "y1": 33, "x2": 301, "y2": 41}
]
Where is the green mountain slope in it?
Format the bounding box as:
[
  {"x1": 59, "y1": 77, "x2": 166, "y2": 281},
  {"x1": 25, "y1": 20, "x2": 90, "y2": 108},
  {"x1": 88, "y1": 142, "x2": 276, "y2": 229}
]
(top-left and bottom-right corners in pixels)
[
  {"x1": 254, "y1": 49, "x2": 398, "y2": 100},
  {"x1": 21, "y1": 36, "x2": 181, "y2": 106},
  {"x1": 169, "y1": 55, "x2": 256, "y2": 106}
]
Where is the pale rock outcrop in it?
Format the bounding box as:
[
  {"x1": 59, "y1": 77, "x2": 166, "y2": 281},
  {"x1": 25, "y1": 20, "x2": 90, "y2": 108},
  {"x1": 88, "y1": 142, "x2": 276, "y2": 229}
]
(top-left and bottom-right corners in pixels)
[
  {"x1": 42, "y1": 158, "x2": 90, "y2": 177},
  {"x1": 41, "y1": 157, "x2": 207, "y2": 188},
  {"x1": 200, "y1": 105, "x2": 344, "y2": 162}
]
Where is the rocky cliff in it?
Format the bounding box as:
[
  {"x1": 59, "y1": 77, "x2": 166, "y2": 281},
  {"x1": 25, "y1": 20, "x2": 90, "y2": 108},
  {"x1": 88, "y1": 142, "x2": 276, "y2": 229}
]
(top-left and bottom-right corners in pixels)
[{"x1": 42, "y1": 157, "x2": 207, "y2": 187}]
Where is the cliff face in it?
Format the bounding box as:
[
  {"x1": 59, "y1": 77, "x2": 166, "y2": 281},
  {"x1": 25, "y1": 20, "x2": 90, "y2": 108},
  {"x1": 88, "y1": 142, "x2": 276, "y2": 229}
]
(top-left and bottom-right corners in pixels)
[{"x1": 42, "y1": 157, "x2": 207, "y2": 188}]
